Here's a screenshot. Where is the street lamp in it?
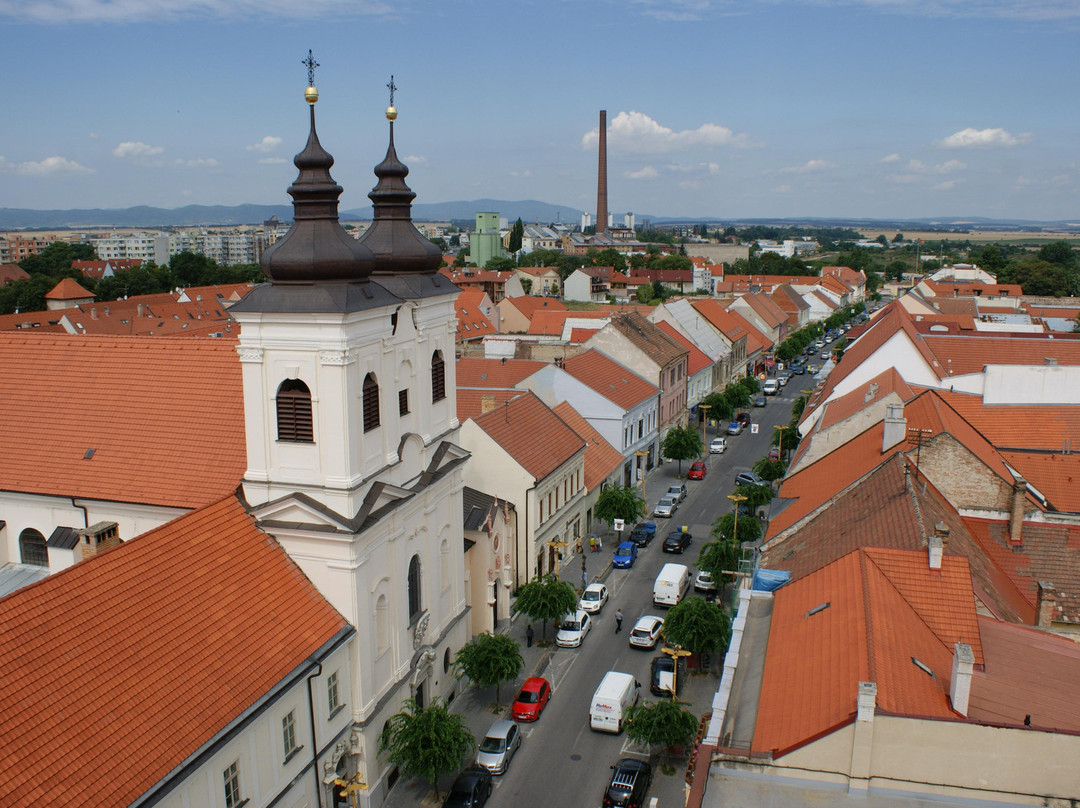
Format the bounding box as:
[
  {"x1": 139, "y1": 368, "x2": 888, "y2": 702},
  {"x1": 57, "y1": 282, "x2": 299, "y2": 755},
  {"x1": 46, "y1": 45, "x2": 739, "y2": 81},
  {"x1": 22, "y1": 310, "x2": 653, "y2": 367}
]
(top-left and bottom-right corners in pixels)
[
  {"x1": 698, "y1": 403, "x2": 711, "y2": 455},
  {"x1": 727, "y1": 492, "x2": 748, "y2": 544},
  {"x1": 661, "y1": 644, "x2": 692, "y2": 700},
  {"x1": 774, "y1": 424, "x2": 788, "y2": 461}
]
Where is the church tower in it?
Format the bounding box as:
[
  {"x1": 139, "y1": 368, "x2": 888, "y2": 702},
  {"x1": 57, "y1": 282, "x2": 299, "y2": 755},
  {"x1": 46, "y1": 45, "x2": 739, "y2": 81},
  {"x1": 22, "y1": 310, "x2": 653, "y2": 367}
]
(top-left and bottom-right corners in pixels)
[{"x1": 230, "y1": 60, "x2": 469, "y2": 808}]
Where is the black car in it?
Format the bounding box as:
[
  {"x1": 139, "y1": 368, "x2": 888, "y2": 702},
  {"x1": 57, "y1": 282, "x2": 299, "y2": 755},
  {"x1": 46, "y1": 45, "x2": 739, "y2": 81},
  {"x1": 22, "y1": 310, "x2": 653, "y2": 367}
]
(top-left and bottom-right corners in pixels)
[
  {"x1": 603, "y1": 758, "x2": 653, "y2": 808},
  {"x1": 662, "y1": 530, "x2": 692, "y2": 554},
  {"x1": 443, "y1": 766, "x2": 493, "y2": 808},
  {"x1": 629, "y1": 522, "x2": 655, "y2": 547},
  {"x1": 650, "y1": 654, "x2": 687, "y2": 696},
  {"x1": 791, "y1": 363, "x2": 806, "y2": 375}
]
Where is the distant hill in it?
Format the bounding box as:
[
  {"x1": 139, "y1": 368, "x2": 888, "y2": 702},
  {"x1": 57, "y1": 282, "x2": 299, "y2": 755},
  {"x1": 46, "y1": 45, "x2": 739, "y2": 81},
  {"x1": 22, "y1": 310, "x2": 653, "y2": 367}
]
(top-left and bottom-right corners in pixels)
[
  {"x1": 0, "y1": 204, "x2": 293, "y2": 230},
  {"x1": 343, "y1": 199, "x2": 586, "y2": 224}
]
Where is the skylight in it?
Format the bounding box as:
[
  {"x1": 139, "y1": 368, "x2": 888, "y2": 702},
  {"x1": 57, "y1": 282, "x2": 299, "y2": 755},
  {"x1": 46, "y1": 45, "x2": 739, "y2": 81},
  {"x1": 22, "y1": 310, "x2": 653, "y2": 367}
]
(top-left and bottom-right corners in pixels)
[
  {"x1": 805, "y1": 602, "x2": 830, "y2": 618},
  {"x1": 911, "y1": 657, "x2": 935, "y2": 677}
]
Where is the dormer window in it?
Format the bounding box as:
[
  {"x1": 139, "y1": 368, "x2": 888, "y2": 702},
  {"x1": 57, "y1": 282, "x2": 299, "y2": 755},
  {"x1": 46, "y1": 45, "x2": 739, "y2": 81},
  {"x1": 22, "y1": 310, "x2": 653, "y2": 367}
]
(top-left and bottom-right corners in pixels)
[
  {"x1": 276, "y1": 379, "x2": 313, "y2": 442},
  {"x1": 363, "y1": 373, "x2": 380, "y2": 432}
]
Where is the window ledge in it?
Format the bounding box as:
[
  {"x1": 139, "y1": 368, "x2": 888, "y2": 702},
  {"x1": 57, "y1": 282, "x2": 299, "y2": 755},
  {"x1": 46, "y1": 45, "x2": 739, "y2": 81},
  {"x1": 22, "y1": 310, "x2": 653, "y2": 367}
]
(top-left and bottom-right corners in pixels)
[
  {"x1": 329, "y1": 704, "x2": 346, "y2": 721},
  {"x1": 283, "y1": 746, "x2": 304, "y2": 766}
]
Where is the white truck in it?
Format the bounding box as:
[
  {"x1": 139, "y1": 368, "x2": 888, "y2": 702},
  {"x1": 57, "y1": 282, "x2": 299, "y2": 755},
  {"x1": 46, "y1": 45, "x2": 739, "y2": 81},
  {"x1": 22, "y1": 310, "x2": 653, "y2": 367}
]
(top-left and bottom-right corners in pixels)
[
  {"x1": 653, "y1": 562, "x2": 690, "y2": 607},
  {"x1": 589, "y1": 671, "x2": 641, "y2": 733}
]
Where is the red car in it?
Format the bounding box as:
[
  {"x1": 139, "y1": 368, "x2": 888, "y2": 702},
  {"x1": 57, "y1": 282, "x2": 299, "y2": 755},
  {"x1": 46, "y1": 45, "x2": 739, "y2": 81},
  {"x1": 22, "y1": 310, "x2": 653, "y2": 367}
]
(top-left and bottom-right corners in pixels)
[
  {"x1": 511, "y1": 677, "x2": 552, "y2": 722},
  {"x1": 687, "y1": 461, "x2": 707, "y2": 480}
]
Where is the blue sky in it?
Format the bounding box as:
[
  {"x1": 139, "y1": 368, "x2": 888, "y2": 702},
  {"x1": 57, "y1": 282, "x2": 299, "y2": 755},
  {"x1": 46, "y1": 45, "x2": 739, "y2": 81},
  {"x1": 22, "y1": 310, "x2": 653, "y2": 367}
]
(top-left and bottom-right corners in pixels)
[{"x1": 1, "y1": 0, "x2": 1077, "y2": 221}]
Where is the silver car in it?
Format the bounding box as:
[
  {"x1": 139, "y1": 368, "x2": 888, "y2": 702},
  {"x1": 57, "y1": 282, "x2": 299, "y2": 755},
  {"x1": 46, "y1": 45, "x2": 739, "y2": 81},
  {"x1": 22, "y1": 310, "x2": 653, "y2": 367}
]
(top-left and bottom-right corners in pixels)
[
  {"x1": 653, "y1": 496, "x2": 678, "y2": 518},
  {"x1": 475, "y1": 719, "x2": 521, "y2": 775}
]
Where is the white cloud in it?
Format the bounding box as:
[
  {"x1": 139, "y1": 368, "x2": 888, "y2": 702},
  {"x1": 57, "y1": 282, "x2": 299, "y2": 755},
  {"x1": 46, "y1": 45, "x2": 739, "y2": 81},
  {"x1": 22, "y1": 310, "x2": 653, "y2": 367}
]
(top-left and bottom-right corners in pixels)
[
  {"x1": 678, "y1": 180, "x2": 701, "y2": 189},
  {"x1": 780, "y1": 159, "x2": 835, "y2": 174},
  {"x1": 626, "y1": 166, "x2": 660, "y2": 179},
  {"x1": 0, "y1": 0, "x2": 395, "y2": 23},
  {"x1": 906, "y1": 158, "x2": 966, "y2": 174},
  {"x1": 175, "y1": 158, "x2": 219, "y2": 168},
  {"x1": 939, "y1": 127, "x2": 1032, "y2": 148},
  {"x1": 509, "y1": 168, "x2": 531, "y2": 177},
  {"x1": 246, "y1": 136, "x2": 282, "y2": 153},
  {"x1": 582, "y1": 110, "x2": 753, "y2": 153},
  {"x1": 405, "y1": 154, "x2": 427, "y2": 165},
  {"x1": 629, "y1": 0, "x2": 715, "y2": 22},
  {"x1": 259, "y1": 157, "x2": 287, "y2": 165},
  {"x1": 0, "y1": 155, "x2": 95, "y2": 176},
  {"x1": 773, "y1": 185, "x2": 793, "y2": 193},
  {"x1": 879, "y1": 153, "x2": 901, "y2": 163},
  {"x1": 113, "y1": 141, "x2": 164, "y2": 158},
  {"x1": 933, "y1": 179, "x2": 961, "y2": 190}
]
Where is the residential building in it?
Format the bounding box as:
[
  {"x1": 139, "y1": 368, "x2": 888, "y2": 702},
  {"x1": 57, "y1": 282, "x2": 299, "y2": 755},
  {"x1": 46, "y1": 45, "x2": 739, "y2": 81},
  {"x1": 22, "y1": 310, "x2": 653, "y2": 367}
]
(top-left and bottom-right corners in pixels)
[
  {"x1": 471, "y1": 211, "x2": 506, "y2": 269},
  {"x1": 495, "y1": 294, "x2": 567, "y2": 334}
]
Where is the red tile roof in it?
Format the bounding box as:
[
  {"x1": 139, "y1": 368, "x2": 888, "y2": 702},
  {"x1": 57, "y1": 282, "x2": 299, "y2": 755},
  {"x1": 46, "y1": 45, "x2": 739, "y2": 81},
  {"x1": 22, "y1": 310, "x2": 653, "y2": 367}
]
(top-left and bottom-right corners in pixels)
[
  {"x1": 0, "y1": 495, "x2": 348, "y2": 808},
  {"x1": 456, "y1": 388, "x2": 520, "y2": 422},
  {"x1": 740, "y1": 292, "x2": 788, "y2": 331},
  {"x1": 726, "y1": 309, "x2": 773, "y2": 354},
  {"x1": 655, "y1": 320, "x2": 712, "y2": 376},
  {"x1": 815, "y1": 367, "x2": 916, "y2": 431},
  {"x1": 454, "y1": 288, "x2": 496, "y2": 341},
  {"x1": 44, "y1": 277, "x2": 93, "y2": 300},
  {"x1": 501, "y1": 295, "x2": 567, "y2": 320},
  {"x1": 935, "y1": 390, "x2": 1080, "y2": 452},
  {"x1": 552, "y1": 402, "x2": 624, "y2": 491},
  {"x1": 605, "y1": 310, "x2": 689, "y2": 368},
  {"x1": 456, "y1": 356, "x2": 547, "y2": 389},
  {"x1": 561, "y1": 348, "x2": 659, "y2": 410},
  {"x1": 0, "y1": 264, "x2": 30, "y2": 285},
  {"x1": 999, "y1": 450, "x2": 1080, "y2": 512},
  {"x1": 690, "y1": 298, "x2": 747, "y2": 342},
  {"x1": 0, "y1": 333, "x2": 245, "y2": 508},
  {"x1": 922, "y1": 334, "x2": 1080, "y2": 376},
  {"x1": 471, "y1": 391, "x2": 584, "y2": 481}
]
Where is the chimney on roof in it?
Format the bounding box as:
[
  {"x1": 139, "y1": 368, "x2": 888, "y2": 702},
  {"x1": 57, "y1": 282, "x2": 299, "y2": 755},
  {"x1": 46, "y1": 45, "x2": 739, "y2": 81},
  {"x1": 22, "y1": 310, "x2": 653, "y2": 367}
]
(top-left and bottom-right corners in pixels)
[
  {"x1": 1008, "y1": 476, "x2": 1026, "y2": 545},
  {"x1": 928, "y1": 535, "x2": 943, "y2": 570},
  {"x1": 90, "y1": 307, "x2": 97, "y2": 319},
  {"x1": 78, "y1": 521, "x2": 121, "y2": 562},
  {"x1": 882, "y1": 403, "x2": 906, "y2": 453},
  {"x1": 481, "y1": 394, "x2": 496, "y2": 415},
  {"x1": 1036, "y1": 581, "x2": 1057, "y2": 628},
  {"x1": 949, "y1": 642, "x2": 975, "y2": 717},
  {"x1": 137, "y1": 303, "x2": 143, "y2": 317}
]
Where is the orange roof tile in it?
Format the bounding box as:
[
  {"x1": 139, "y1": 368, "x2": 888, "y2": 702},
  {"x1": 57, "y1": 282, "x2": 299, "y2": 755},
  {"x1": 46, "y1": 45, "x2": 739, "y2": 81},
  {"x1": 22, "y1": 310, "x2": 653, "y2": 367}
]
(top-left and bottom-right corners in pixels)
[
  {"x1": 0, "y1": 495, "x2": 349, "y2": 808},
  {"x1": 935, "y1": 390, "x2": 1080, "y2": 452},
  {"x1": 922, "y1": 334, "x2": 1080, "y2": 376},
  {"x1": 456, "y1": 388, "x2": 520, "y2": 422},
  {"x1": 0, "y1": 333, "x2": 245, "y2": 508},
  {"x1": 569, "y1": 327, "x2": 600, "y2": 342},
  {"x1": 561, "y1": 349, "x2": 659, "y2": 410},
  {"x1": 501, "y1": 295, "x2": 567, "y2": 320},
  {"x1": 454, "y1": 288, "x2": 496, "y2": 341},
  {"x1": 552, "y1": 402, "x2": 624, "y2": 491},
  {"x1": 44, "y1": 277, "x2": 93, "y2": 300},
  {"x1": 456, "y1": 356, "x2": 547, "y2": 389},
  {"x1": 0, "y1": 264, "x2": 30, "y2": 285},
  {"x1": 999, "y1": 451, "x2": 1080, "y2": 512},
  {"x1": 690, "y1": 298, "x2": 747, "y2": 342},
  {"x1": 726, "y1": 309, "x2": 773, "y2": 354},
  {"x1": 815, "y1": 367, "x2": 917, "y2": 431},
  {"x1": 655, "y1": 320, "x2": 712, "y2": 376},
  {"x1": 471, "y1": 391, "x2": 584, "y2": 481}
]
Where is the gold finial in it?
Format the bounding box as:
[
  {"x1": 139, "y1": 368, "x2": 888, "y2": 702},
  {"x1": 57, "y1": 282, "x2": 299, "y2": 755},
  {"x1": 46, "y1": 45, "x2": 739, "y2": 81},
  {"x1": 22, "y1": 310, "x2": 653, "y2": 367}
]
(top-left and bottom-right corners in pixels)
[
  {"x1": 386, "y1": 74, "x2": 397, "y2": 120},
  {"x1": 303, "y1": 49, "x2": 319, "y2": 105}
]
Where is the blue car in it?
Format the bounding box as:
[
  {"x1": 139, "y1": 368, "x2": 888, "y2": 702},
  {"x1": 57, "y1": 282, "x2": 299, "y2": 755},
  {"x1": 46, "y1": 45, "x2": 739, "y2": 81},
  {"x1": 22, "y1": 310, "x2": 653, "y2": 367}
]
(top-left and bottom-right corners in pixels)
[{"x1": 612, "y1": 541, "x2": 638, "y2": 569}]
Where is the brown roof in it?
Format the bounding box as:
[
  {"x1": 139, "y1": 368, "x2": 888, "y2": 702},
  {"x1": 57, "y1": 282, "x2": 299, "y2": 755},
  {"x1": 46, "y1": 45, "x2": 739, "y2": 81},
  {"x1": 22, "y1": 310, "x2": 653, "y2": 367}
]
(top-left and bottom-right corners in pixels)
[
  {"x1": 655, "y1": 320, "x2": 712, "y2": 376},
  {"x1": 44, "y1": 277, "x2": 93, "y2": 300},
  {"x1": 740, "y1": 292, "x2": 787, "y2": 330},
  {"x1": 0, "y1": 495, "x2": 349, "y2": 808},
  {"x1": 726, "y1": 309, "x2": 772, "y2": 354},
  {"x1": 603, "y1": 310, "x2": 689, "y2": 368},
  {"x1": 0, "y1": 264, "x2": 30, "y2": 285},
  {"x1": 0, "y1": 333, "x2": 245, "y2": 508},
  {"x1": 456, "y1": 356, "x2": 547, "y2": 390},
  {"x1": 471, "y1": 391, "x2": 584, "y2": 481},
  {"x1": 561, "y1": 348, "x2": 659, "y2": 410},
  {"x1": 552, "y1": 402, "x2": 624, "y2": 491}
]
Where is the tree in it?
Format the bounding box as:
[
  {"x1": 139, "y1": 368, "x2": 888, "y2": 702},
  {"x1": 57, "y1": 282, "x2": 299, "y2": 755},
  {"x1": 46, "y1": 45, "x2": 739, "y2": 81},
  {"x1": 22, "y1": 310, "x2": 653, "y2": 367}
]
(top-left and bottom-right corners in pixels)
[
  {"x1": 892, "y1": 232, "x2": 905, "y2": 243},
  {"x1": 696, "y1": 536, "x2": 742, "y2": 586},
  {"x1": 698, "y1": 391, "x2": 733, "y2": 424},
  {"x1": 771, "y1": 426, "x2": 799, "y2": 455},
  {"x1": 429, "y1": 236, "x2": 448, "y2": 252},
  {"x1": 723, "y1": 382, "x2": 751, "y2": 411},
  {"x1": 885, "y1": 260, "x2": 907, "y2": 282},
  {"x1": 520, "y1": 278, "x2": 533, "y2": 295},
  {"x1": 453, "y1": 632, "x2": 523, "y2": 708},
  {"x1": 624, "y1": 699, "x2": 699, "y2": 764},
  {"x1": 737, "y1": 375, "x2": 760, "y2": 395},
  {"x1": 739, "y1": 482, "x2": 775, "y2": 511},
  {"x1": 661, "y1": 426, "x2": 703, "y2": 473},
  {"x1": 1037, "y1": 240, "x2": 1078, "y2": 268},
  {"x1": 661, "y1": 596, "x2": 731, "y2": 656},
  {"x1": 710, "y1": 511, "x2": 762, "y2": 545},
  {"x1": 18, "y1": 241, "x2": 97, "y2": 276},
  {"x1": 485, "y1": 256, "x2": 514, "y2": 272},
  {"x1": 514, "y1": 574, "x2": 576, "y2": 641},
  {"x1": 518, "y1": 248, "x2": 562, "y2": 267},
  {"x1": 508, "y1": 218, "x2": 524, "y2": 253},
  {"x1": 595, "y1": 484, "x2": 646, "y2": 526},
  {"x1": 379, "y1": 699, "x2": 475, "y2": 801}
]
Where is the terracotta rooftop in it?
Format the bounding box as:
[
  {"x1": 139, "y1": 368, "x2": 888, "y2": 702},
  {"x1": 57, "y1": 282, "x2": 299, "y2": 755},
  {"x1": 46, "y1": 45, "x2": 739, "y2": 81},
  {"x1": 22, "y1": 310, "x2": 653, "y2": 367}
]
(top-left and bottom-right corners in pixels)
[
  {"x1": 456, "y1": 388, "x2": 520, "y2": 422},
  {"x1": 814, "y1": 367, "x2": 917, "y2": 432},
  {"x1": 0, "y1": 495, "x2": 349, "y2": 808},
  {"x1": 726, "y1": 309, "x2": 773, "y2": 354},
  {"x1": 44, "y1": 277, "x2": 93, "y2": 300},
  {"x1": 561, "y1": 348, "x2": 659, "y2": 410},
  {"x1": 740, "y1": 292, "x2": 788, "y2": 330},
  {"x1": 456, "y1": 356, "x2": 547, "y2": 390},
  {"x1": 454, "y1": 288, "x2": 496, "y2": 341},
  {"x1": 501, "y1": 294, "x2": 567, "y2": 319},
  {"x1": 470, "y1": 391, "x2": 584, "y2": 482},
  {"x1": 552, "y1": 402, "x2": 624, "y2": 491},
  {"x1": 603, "y1": 310, "x2": 689, "y2": 368},
  {"x1": 998, "y1": 450, "x2": 1080, "y2": 512},
  {"x1": 655, "y1": 320, "x2": 712, "y2": 376},
  {"x1": 0, "y1": 264, "x2": 30, "y2": 285},
  {"x1": 0, "y1": 333, "x2": 246, "y2": 508},
  {"x1": 690, "y1": 298, "x2": 748, "y2": 342},
  {"x1": 922, "y1": 334, "x2": 1080, "y2": 376},
  {"x1": 936, "y1": 389, "x2": 1080, "y2": 452},
  {"x1": 513, "y1": 265, "x2": 560, "y2": 278}
]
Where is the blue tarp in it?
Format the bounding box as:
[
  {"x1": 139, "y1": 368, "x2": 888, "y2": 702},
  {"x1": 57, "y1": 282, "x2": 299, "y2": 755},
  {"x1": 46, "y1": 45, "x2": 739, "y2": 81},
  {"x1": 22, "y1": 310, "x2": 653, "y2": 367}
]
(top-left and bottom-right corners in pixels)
[{"x1": 752, "y1": 569, "x2": 791, "y2": 592}]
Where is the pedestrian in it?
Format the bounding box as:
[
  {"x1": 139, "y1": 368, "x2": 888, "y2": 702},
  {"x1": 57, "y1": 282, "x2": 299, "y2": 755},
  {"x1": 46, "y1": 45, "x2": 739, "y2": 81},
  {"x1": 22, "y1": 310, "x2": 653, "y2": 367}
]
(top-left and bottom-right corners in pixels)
[
  {"x1": 614, "y1": 609, "x2": 623, "y2": 633},
  {"x1": 576, "y1": 537, "x2": 583, "y2": 554},
  {"x1": 582, "y1": 570, "x2": 588, "y2": 589},
  {"x1": 525, "y1": 624, "x2": 534, "y2": 648},
  {"x1": 596, "y1": 535, "x2": 603, "y2": 552},
  {"x1": 589, "y1": 535, "x2": 596, "y2": 553}
]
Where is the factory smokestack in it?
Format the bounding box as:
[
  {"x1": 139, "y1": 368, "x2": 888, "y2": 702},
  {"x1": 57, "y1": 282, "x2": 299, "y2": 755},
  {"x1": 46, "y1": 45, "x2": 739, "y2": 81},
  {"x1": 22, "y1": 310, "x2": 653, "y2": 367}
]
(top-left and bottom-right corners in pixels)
[{"x1": 596, "y1": 110, "x2": 608, "y2": 235}]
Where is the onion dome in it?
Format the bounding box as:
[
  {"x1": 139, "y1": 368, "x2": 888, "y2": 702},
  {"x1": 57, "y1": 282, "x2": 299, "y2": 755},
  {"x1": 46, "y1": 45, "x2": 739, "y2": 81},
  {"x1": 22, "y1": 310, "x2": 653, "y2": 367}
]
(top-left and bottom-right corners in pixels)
[
  {"x1": 260, "y1": 85, "x2": 375, "y2": 284},
  {"x1": 357, "y1": 103, "x2": 443, "y2": 276}
]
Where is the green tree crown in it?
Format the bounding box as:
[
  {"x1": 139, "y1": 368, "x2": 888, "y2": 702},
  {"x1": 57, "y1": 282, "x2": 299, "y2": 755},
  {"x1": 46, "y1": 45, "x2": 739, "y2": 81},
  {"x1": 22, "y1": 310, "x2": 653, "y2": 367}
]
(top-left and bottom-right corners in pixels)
[{"x1": 378, "y1": 698, "x2": 475, "y2": 801}]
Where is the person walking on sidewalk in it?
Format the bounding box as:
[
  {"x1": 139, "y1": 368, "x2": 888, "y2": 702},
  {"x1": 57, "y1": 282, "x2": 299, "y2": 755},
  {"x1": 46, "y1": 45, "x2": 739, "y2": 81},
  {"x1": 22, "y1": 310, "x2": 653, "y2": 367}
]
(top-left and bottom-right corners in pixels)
[
  {"x1": 526, "y1": 624, "x2": 534, "y2": 648},
  {"x1": 614, "y1": 609, "x2": 623, "y2": 633},
  {"x1": 589, "y1": 535, "x2": 596, "y2": 553}
]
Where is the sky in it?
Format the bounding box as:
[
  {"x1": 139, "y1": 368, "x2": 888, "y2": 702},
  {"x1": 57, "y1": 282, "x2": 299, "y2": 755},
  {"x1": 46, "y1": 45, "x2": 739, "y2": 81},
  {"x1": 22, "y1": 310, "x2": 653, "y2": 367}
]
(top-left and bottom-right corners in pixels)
[{"x1": 1, "y1": 0, "x2": 1078, "y2": 222}]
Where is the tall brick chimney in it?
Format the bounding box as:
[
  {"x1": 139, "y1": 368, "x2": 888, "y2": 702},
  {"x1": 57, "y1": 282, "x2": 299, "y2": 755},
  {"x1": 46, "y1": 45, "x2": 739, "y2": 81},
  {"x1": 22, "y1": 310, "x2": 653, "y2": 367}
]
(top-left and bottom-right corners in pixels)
[
  {"x1": 1008, "y1": 476, "x2": 1026, "y2": 545},
  {"x1": 78, "y1": 521, "x2": 121, "y2": 561},
  {"x1": 596, "y1": 110, "x2": 608, "y2": 235}
]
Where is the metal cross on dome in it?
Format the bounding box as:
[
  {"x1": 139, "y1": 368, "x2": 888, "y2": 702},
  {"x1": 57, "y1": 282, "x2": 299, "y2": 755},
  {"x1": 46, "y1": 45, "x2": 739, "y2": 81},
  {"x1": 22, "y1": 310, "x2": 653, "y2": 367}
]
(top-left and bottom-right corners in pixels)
[
  {"x1": 387, "y1": 75, "x2": 397, "y2": 106},
  {"x1": 303, "y1": 50, "x2": 319, "y2": 86}
]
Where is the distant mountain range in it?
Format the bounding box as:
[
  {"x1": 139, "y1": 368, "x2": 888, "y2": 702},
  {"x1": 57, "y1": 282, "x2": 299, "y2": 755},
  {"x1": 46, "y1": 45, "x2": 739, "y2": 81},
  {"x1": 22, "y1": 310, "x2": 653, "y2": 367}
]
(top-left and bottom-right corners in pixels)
[{"x1": 0, "y1": 203, "x2": 1076, "y2": 233}]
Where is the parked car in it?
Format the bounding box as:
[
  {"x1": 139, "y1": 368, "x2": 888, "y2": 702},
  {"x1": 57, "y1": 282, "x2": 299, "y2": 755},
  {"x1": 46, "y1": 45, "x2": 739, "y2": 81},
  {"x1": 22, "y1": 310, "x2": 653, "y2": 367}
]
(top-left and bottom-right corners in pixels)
[
  {"x1": 653, "y1": 496, "x2": 678, "y2": 518},
  {"x1": 821, "y1": 350, "x2": 830, "y2": 360},
  {"x1": 443, "y1": 766, "x2": 492, "y2": 808},
  {"x1": 650, "y1": 654, "x2": 687, "y2": 697},
  {"x1": 628, "y1": 615, "x2": 664, "y2": 649},
  {"x1": 807, "y1": 363, "x2": 820, "y2": 374},
  {"x1": 579, "y1": 583, "x2": 609, "y2": 613},
  {"x1": 737, "y1": 411, "x2": 752, "y2": 426},
  {"x1": 511, "y1": 677, "x2": 552, "y2": 722},
  {"x1": 709, "y1": 437, "x2": 727, "y2": 454},
  {"x1": 475, "y1": 719, "x2": 521, "y2": 775},
  {"x1": 791, "y1": 363, "x2": 806, "y2": 375},
  {"x1": 687, "y1": 461, "x2": 707, "y2": 480},
  {"x1": 753, "y1": 395, "x2": 767, "y2": 407},
  {"x1": 762, "y1": 379, "x2": 779, "y2": 396},
  {"x1": 726, "y1": 420, "x2": 743, "y2": 436},
  {"x1": 603, "y1": 759, "x2": 653, "y2": 808},
  {"x1": 662, "y1": 530, "x2": 692, "y2": 554},
  {"x1": 694, "y1": 570, "x2": 717, "y2": 593},
  {"x1": 612, "y1": 541, "x2": 638, "y2": 569},
  {"x1": 629, "y1": 522, "x2": 656, "y2": 547},
  {"x1": 734, "y1": 471, "x2": 766, "y2": 487},
  {"x1": 666, "y1": 483, "x2": 687, "y2": 503},
  {"x1": 768, "y1": 446, "x2": 781, "y2": 461},
  {"x1": 556, "y1": 609, "x2": 592, "y2": 647},
  {"x1": 777, "y1": 373, "x2": 790, "y2": 387}
]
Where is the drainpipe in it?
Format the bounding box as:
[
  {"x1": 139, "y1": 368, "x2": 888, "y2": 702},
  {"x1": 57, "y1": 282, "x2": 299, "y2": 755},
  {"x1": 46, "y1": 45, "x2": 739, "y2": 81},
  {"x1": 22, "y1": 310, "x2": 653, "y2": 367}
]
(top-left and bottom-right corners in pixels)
[
  {"x1": 70, "y1": 497, "x2": 89, "y2": 528},
  {"x1": 306, "y1": 658, "x2": 325, "y2": 808}
]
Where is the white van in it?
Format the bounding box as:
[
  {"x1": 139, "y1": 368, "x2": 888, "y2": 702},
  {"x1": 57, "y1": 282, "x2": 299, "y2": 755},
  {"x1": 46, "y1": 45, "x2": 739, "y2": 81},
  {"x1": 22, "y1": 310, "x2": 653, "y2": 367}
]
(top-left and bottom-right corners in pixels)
[
  {"x1": 763, "y1": 378, "x2": 779, "y2": 396},
  {"x1": 589, "y1": 671, "x2": 641, "y2": 733},
  {"x1": 653, "y1": 563, "x2": 690, "y2": 607}
]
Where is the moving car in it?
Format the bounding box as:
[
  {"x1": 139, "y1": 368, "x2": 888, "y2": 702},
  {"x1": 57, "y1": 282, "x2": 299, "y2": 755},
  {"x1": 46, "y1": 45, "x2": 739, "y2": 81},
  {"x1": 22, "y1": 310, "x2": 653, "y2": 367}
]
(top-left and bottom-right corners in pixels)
[
  {"x1": 727, "y1": 420, "x2": 743, "y2": 436},
  {"x1": 603, "y1": 758, "x2": 652, "y2": 808},
  {"x1": 734, "y1": 471, "x2": 767, "y2": 487},
  {"x1": 666, "y1": 483, "x2": 687, "y2": 503},
  {"x1": 762, "y1": 378, "x2": 779, "y2": 395},
  {"x1": 650, "y1": 655, "x2": 687, "y2": 697},
  {"x1": 662, "y1": 529, "x2": 692, "y2": 554},
  {"x1": 694, "y1": 570, "x2": 717, "y2": 593},
  {"x1": 687, "y1": 461, "x2": 706, "y2": 480},
  {"x1": 628, "y1": 615, "x2": 664, "y2": 649},
  {"x1": 442, "y1": 766, "x2": 492, "y2": 808},
  {"x1": 511, "y1": 677, "x2": 551, "y2": 722},
  {"x1": 709, "y1": 437, "x2": 727, "y2": 454},
  {"x1": 556, "y1": 609, "x2": 592, "y2": 647},
  {"x1": 579, "y1": 582, "x2": 609, "y2": 613},
  {"x1": 474, "y1": 719, "x2": 521, "y2": 775},
  {"x1": 653, "y1": 495, "x2": 678, "y2": 518},
  {"x1": 629, "y1": 522, "x2": 656, "y2": 547},
  {"x1": 753, "y1": 395, "x2": 766, "y2": 407},
  {"x1": 737, "y1": 411, "x2": 752, "y2": 426},
  {"x1": 612, "y1": 541, "x2": 638, "y2": 569}
]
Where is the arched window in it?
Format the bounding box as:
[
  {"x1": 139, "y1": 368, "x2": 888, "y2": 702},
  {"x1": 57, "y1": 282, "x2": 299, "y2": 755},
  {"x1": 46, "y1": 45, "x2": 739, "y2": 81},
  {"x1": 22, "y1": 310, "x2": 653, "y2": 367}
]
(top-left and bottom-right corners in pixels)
[
  {"x1": 19, "y1": 528, "x2": 48, "y2": 567},
  {"x1": 363, "y1": 373, "x2": 380, "y2": 432},
  {"x1": 276, "y1": 379, "x2": 313, "y2": 442},
  {"x1": 431, "y1": 350, "x2": 446, "y2": 403},
  {"x1": 407, "y1": 555, "x2": 422, "y2": 624},
  {"x1": 376, "y1": 594, "x2": 389, "y2": 653}
]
